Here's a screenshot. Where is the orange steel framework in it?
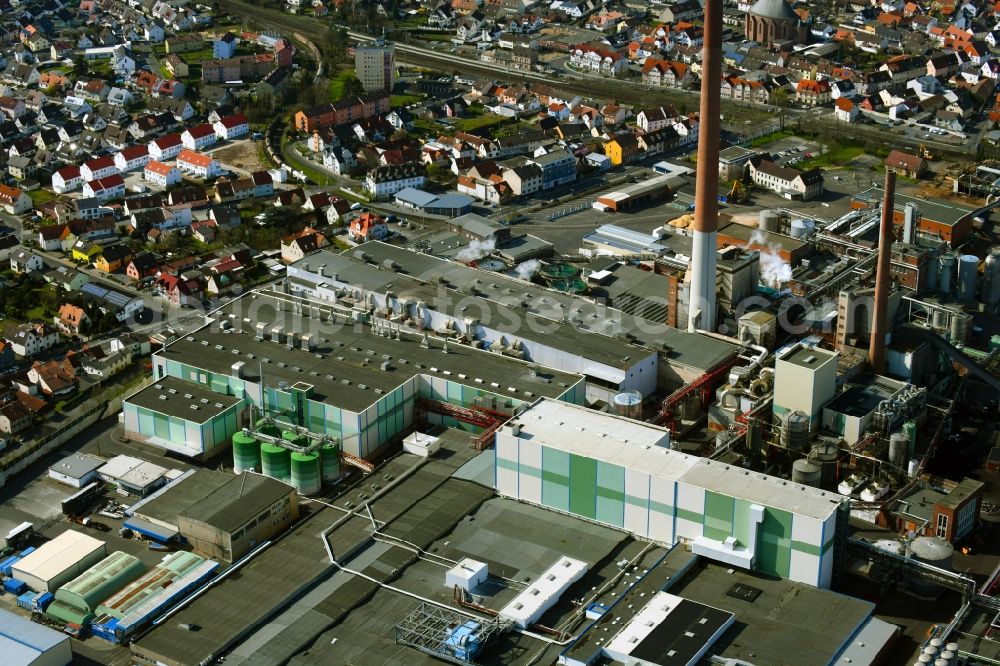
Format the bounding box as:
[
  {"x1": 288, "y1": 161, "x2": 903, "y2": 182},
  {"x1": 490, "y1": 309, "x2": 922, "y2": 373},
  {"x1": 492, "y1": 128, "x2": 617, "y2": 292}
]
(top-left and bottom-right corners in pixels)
[
  {"x1": 650, "y1": 357, "x2": 739, "y2": 431},
  {"x1": 414, "y1": 397, "x2": 513, "y2": 451}
]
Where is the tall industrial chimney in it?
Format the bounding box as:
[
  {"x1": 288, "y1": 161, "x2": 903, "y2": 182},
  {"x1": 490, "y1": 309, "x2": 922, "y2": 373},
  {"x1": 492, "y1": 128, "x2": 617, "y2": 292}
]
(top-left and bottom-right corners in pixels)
[
  {"x1": 687, "y1": 0, "x2": 723, "y2": 333},
  {"x1": 869, "y1": 170, "x2": 896, "y2": 373}
]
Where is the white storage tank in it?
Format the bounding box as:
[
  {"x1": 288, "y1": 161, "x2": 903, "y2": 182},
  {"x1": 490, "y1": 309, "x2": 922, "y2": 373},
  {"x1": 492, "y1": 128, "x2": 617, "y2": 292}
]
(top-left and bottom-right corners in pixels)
[
  {"x1": 780, "y1": 410, "x2": 810, "y2": 451},
  {"x1": 958, "y1": 254, "x2": 978, "y2": 301},
  {"x1": 789, "y1": 218, "x2": 815, "y2": 238},
  {"x1": 613, "y1": 391, "x2": 643, "y2": 420},
  {"x1": 889, "y1": 432, "x2": 909, "y2": 469},
  {"x1": 792, "y1": 458, "x2": 822, "y2": 486},
  {"x1": 910, "y1": 536, "x2": 954, "y2": 594},
  {"x1": 874, "y1": 539, "x2": 904, "y2": 556},
  {"x1": 758, "y1": 209, "x2": 780, "y2": 232}
]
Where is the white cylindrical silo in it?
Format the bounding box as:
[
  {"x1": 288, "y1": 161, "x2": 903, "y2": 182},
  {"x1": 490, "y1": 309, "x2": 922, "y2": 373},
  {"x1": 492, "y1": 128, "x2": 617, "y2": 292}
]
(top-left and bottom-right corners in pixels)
[
  {"x1": 758, "y1": 209, "x2": 780, "y2": 232},
  {"x1": 889, "y1": 432, "x2": 909, "y2": 469}
]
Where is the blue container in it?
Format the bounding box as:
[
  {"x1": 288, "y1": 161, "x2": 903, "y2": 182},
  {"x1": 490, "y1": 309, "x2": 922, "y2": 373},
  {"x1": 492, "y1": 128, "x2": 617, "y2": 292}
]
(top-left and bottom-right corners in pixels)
[
  {"x1": 3, "y1": 578, "x2": 27, "y2": 595},
  {"x1": 0, "y1": 555, "x2": 20, "y2": 577},
  {"x1": 19, "y1": 546, "x2": 35, "y2": 556},
  {"x1": 15, "y1": 590, "x2": 35, "y2": 609},
  {"x1": 33, "y1": 591, "x2": 54, "y2": 611}
]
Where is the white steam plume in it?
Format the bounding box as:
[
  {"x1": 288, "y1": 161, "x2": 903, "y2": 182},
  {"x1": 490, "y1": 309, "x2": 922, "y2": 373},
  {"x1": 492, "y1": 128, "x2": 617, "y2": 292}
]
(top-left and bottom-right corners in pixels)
[
  {"x1": 748, "y1": 230, "x2": 792, "y2": 288},
  {"x1": 455, "y1": 238, "x2": 496, "y2": 262},
  {"x1": 515, "y1": 259, "x2": 541, "y2": 281}
]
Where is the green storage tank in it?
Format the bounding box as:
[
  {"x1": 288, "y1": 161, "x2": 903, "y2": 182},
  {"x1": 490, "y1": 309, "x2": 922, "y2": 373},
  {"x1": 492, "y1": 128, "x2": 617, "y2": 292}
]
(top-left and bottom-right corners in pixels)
[
  {"x1": 903, "y1": 420, "x2": 918, "y2": 457},
  {"x1": 282, "y1": 429, "x2": 308, "y2": 448},
  {"x1": 261, "y1": 443, "x2": 291, "y2": 484},
  {"x1": 232, "y1": 432, "x2": 260, "y2": 474},
  {"x1": 256, "y1": 421, "x2": 280, "y2": 438},
  {"x1": 290, "y1": 452, "x2": 321, "y2": 495},
  {"x1": 320, "y1": 444, "x2": 341, "y2": 484}
]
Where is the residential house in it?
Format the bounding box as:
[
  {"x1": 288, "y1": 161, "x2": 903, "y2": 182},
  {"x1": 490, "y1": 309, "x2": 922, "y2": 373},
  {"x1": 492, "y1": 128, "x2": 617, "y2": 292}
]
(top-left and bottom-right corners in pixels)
[
  {"x1": 71, "y1": 239, "x2": 103, "y2": 263},
  {"x1": 280, "y1": 227, "x2": 328, "y2": 264},
  {"x1": 38, "y1": 224, "x2": 70, "y2": 251},
  {"x1": 28, "y1": 360, "x2": 78, "y2": 397},
  {"x1": 212, "y1": 113, "x2": 248, "y2": 141},
  {"x1": 181, "y1": 124, "x2": 218, "y2": 151},
  {"x1": 636, "y1": 106, "x2": 677, "y2": 132},
  {"x1": 528, "y1": 149, "x2": 577, "y2": 189},
  {"x1": 0, "y1": 402, "x2": 32, "y2": 435},
  {"x1": 82, "y1": 174, "x2": 126, "y2": 201},
  {"x1": 113, "y1": 144, "x2": 150, "y2": 172},
  {"x1": 145, "y1": 161, "x2": 182, "y2": 187},
  {"x1": 0, "y1": 185, "x2": 32, "y2": 214},
  {"x1": 8, "y1": 323, "x2": 59, "y2": 357},
  {"x1": 126, "y1": 252, "x2": 159, "y2": 281},
  {"x1": 94, "y1": 245, "x2": 133, "y2": 273},
  {"x1": 603, "y1": 135, "x2": 640, "y2": 166},
  {"x1": 884, "y1": 149, "x2": 928, "y2": 178},
  {"x1": 52, "y1": 166, "x2": 82, "y2": 194},
  {"x1": 796, "y1": 78, "x2": 832, "y2": 106},
  {"x1": 365, "y1": 163, "x2": 427, "y2": 197},
  {"x1": 80, "y1": 155, "x2": 118, "y2": 182},
  {"x1": 642, "y1": 59, "x2": 691, "y2": 88},
  {"x1": 56, "y1": 303, "x2": 90, "y2": 336},
  {"x1": 176, "y1": 149, "x2": 221, "y2": 179},
  {"x1": 213, "y1": 33, "x2": 239, "y2": 59},
  {"x1": 348, "y1": 213, "x2": 389, "y2": 242},
  {"x1": 749, "y1": 158, "x2": 824, "y2": 200},
  {"x1": 158, "y1": 274, "x2": 202, "y2": 307},
  {"x1": 10, "y1": 250, "x2": 43, "y2": 275},
  {"x1": 835, "y1": 97, "x2": 859, "y2": 122}
]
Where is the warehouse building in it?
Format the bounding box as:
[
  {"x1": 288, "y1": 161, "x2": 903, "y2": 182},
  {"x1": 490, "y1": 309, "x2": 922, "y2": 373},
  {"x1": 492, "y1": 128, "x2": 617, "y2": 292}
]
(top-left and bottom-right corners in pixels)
[
  {"x1": 91, "y1": 551, "x2": 219, "y2": 644},
  {"x1": 12, "y1": 530, "x2": 107, "y2": 593},
  {"x1": 97, "y1": 455, "x2": 180, "y2": 497},
  {"x1": 0, "y1": 607, "x2": 72, "y2": 666},
  {"x1": 47, "y1": 453, "x2": 104, "y2": 488},
  {"x1": 46, "y1": 551, "x2": 146, "y2": 626},
  {"x1": 285, "y1": 243, "x2": 737, "y2": 396},
  {"x1": 125, "y1": 469, "x2": 233, "y2": 543},
  {"x1": 594, "y1": 175, "x2": 674, "y2": 212},
  {"x1": 121, "y1": 377, "x2": 248, "y2": 459},
  {"x1": 178, "y1": 472, "x2": 298, "y2": 562},
  {"x1": 495, "y1": 399, "x2": 847, "y2": 587},
  {"x1": 146, "y1": 289, "x2": 583, "y2": 459}
]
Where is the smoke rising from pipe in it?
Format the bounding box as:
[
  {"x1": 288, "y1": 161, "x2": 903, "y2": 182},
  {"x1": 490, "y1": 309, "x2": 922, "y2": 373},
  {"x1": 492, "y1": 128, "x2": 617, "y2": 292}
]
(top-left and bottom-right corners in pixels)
[
  {"x1": 748, "y1": 230, "x2": 793, "y2": 288},
  {"x1": 515, "y1": 259, "x2": 541, "y2": 281},
  {"x1": 455, "y1": 238, "x2": 496, "y2": 262}
]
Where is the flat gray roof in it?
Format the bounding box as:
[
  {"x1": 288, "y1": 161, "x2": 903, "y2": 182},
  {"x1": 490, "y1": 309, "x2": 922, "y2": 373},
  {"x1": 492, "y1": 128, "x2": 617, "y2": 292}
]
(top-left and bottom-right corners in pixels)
[
  {"x1": 49, "y1": 452, "x2": 104, "y2": 479},
  {"x1": 181, "y1": 473, "x2": 293, "y2": 532},
  {"x1": 291, "y1": 243, "x2": 737, "y2": 373},
  {"x1": 158, "y1": 290, "x2": 579, "y2": 413},
  {"x1": 779, "y1": 344, "x2": 838, "y2": 370},
  {"x1": 825, "y1": 373, "x2": 906, "y2": 417},
  {"x1": 126, "y1": 376, "x2": 242, "y2": 423},
  {"x1": 669, "y1": 560, "x2": 875, "y2": 665},
  {"x1": 131, "y1": 469, "x2": 232, "y2": 527},
  {"x1": 856, "y1": 188, "x2": 975, "y2": 226},
  {"x1": 719, "y1": 221, "x2": 807, "y2": 254}
]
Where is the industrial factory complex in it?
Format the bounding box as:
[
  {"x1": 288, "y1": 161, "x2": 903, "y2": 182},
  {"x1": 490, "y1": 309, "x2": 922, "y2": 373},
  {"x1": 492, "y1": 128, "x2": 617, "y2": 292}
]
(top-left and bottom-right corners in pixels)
[{"x1": 4, "y1": 3, "x2": 1000, "y2": 666}]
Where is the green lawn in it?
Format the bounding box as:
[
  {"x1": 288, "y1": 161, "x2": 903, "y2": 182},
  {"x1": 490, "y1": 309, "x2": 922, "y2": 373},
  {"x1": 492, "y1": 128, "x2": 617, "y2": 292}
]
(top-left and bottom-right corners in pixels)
[
  {"x1": 453, "y1": 113, "x2": 509, "y2": 132},
  {"x1": 799, "y1": 144, "x2": 865, "y2": 170},
  {"x1": 28, "y1": 189, "x2": 55, "y2": 205},
  {"x1": 748, "y1": 129, "x2": 794, "y2": 148},
  {"x1": 391, "y1": 93, "x2": 424, "y2": 107},
  {"x1": 328, "y1": 68, "x2": 357, "y2": 101},
  {"x1": 24, "y1": 305, "x2": 46, "y2": 320},
  {"x1": 281, "y1": 134, "x2": 328, "y2": 185}
]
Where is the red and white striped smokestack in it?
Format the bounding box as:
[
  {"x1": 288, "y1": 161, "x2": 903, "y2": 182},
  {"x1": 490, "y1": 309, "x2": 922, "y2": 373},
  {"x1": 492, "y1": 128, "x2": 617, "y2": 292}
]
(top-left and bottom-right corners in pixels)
[
  {"x1": 688, "y1": 0, "x2": 723, "y2": 333},
  {"x1": 869, "y1": 169, "x2": 896, "y2": 374}
]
